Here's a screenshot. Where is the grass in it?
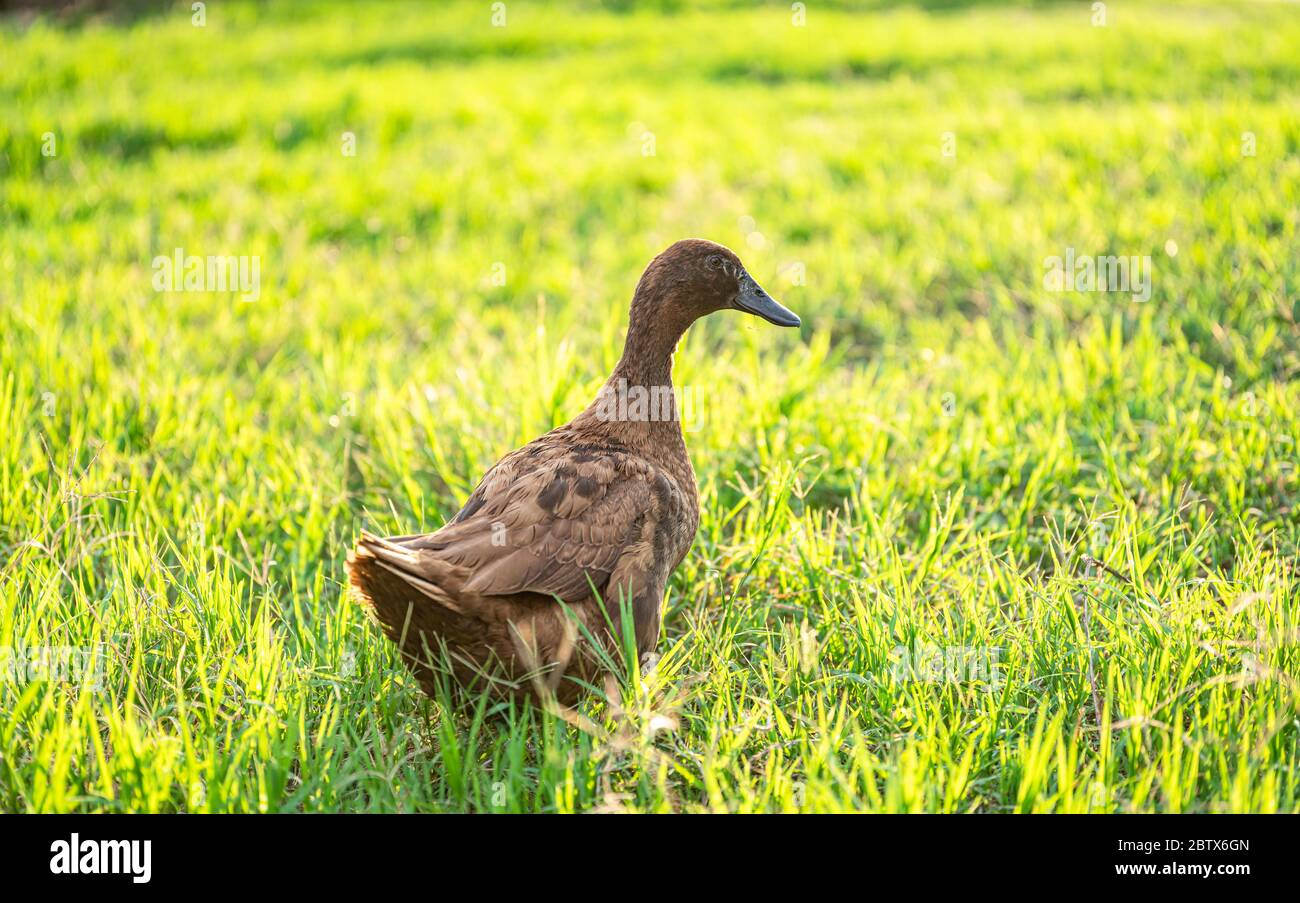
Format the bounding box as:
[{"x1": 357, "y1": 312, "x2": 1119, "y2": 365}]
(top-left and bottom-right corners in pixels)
[{"x1": 1, "y1": 0, "x2": 1298, "y2": 813}]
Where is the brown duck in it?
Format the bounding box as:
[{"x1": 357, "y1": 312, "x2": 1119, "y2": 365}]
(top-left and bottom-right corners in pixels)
[{"x1": 347, "y1": 239, "x2": 799, "y2": 705}]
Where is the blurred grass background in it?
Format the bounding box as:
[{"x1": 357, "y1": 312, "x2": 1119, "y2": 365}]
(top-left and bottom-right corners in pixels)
[{"x1": 1, "y1": 0, "x2": 1298, "y2": 812}]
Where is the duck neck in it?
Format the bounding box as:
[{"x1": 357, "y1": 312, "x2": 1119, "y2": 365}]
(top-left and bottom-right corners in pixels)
[
  {"x1": 580, "y1": 293, "x2": 698, "y2": 461},
  {"x1": 611, "y1": 315, "x2": 682, "y2": 389}
]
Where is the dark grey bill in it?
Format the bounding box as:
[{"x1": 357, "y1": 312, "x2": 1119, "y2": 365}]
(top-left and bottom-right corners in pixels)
[{"x1": 735, "y1": 272, "x2": 800, "y2": 327}]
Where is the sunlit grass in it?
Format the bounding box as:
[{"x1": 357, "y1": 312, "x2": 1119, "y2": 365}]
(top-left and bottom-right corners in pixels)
[{"x1": 1, "y1": 0, "x2": 1297, "y2": 812}]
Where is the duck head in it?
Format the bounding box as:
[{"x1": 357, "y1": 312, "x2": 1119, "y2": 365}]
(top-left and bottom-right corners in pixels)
[
  {"x1": 632, "y1": 238, "x2": 801, "y2": 330},
  {"x1": 603, "y1": 239, "x2": 800, "y2": 433}
]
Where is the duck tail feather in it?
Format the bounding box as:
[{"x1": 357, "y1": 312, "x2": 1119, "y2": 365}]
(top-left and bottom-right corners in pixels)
[{"x1": 347, "y1": 533, "x2": 465, "y2": 618}]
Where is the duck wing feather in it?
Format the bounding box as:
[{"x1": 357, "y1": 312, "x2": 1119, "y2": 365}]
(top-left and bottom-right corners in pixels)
[{"x1": 395, "y1": 440, "x2": 667, "y2": 602}]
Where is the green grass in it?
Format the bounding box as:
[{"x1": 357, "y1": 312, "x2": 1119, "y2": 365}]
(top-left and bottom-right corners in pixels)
[{"x1": 2, "y1": 0, "x2": 1298, "y2": 813}]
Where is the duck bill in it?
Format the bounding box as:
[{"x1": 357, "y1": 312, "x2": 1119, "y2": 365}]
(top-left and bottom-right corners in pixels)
[{"x1": 735, "y1": 273, "x2": 800, "y2": 327}]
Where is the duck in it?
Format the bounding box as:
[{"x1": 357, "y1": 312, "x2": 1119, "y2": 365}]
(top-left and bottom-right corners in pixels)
[{"x1": 346, "y1": 239, "x2": 800, "y2": 706}]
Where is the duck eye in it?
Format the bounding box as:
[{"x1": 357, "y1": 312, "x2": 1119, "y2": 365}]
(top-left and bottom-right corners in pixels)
[{"x1": 706, "y1": 254, "x2": 724, "y2": 270}]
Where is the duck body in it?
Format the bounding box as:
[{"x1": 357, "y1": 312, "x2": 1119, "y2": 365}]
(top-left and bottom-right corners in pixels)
[{"x1": 347, "y1": 239, "x2": 799, "y2": 705}]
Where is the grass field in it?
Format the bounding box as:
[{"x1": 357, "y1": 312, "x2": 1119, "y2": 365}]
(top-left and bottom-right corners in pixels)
[{"x1": 2, "y1": 0, "x2": 1299, "y2": 813}]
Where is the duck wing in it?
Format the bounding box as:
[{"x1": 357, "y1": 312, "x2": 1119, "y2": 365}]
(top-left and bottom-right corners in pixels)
[{"x1": 397, "y1": 441, "x2": 672, "y2": 603}]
